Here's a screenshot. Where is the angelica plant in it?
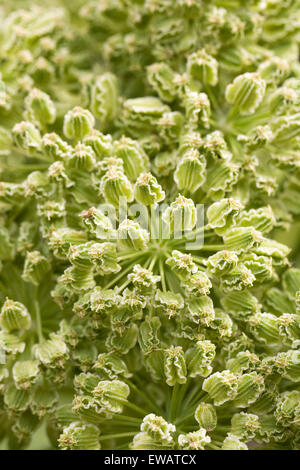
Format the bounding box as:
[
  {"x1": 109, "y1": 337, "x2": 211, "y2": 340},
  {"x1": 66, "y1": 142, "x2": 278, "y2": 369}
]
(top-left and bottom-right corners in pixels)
[{"x1": 0, "y1": 0, "x2": 300, "y2": 451}]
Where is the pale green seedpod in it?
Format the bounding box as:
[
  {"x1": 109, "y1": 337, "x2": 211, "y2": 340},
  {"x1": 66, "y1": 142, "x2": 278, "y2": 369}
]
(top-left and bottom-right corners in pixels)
[
  {"x1": 178, "y1": 429, "x2": 211, "y2": 450},
  {"x1": 225, "y1": 73, "x2": 266, "y2": 115},
  {"x1": 154, "y1": 290, "x2": 184, "y2": 318},
  {"x1": 174, "y1": 148, "x2": 206, "y2": 193},
  {"x1": 66, "y1": 143, "x2": 96, "y2": 172},
  {"x1": 231, "y1": 412, "x2": 260, "y2": 440},
  {"x1": 234, "y1": 372, "x2": 265, "y2": 408},
  {"x1": 106, "y1": 323, "x2": 139, "y2": 355},
  {"x1": 164, "y1": 346, "x2": 187, "y2": 386},
  {"x1": 187, "y1": 49, "x2": 218, "y2": 86},
  {"x1": 123, "y1": 96, "x2": 170, "y2": 135},
  {"x1": 147, "y1": 62, "x2": 177, "y2": 102},
  {"x1": 93, "y1": 353, "x2": 130, "y2": 381},
  {"x1": 202, "y1": 370, "x2": 239, "y2": 406},
  {"x1": 115, "y1": 136, "x2": 149, "y2": 181},
  {"x1": 187, "y1": 296, "x2": 215, "y2": 326},
  {"x1": 12, "y1": 121, "x2": 41, "y2": 153},
  {"x1": 282, "y1": 268, "x2": 300, "y2": 299},
  {"x1": 11, "y1": 410, "x2": 39, "y2": 448},
  {"x1": 241, "y1": 253, "x2": 273, "y2": 283},
  {"x1": 268, "y1": 86, "x2": 298, "y2": 114},
  {"x1": 72, "y1": 341, "x2": 98, "y2": 371},
  {"x1": 25, "y1": 88, "x2": 56, "y2": 126},
  {"x1": 0, "y1": 299, "x2": 31, "y2": 332},
  {"x1": 186, "y1": 340, "x2": 216, "y2": 378},
  {"x1": 277, "y1": 350, "x2": 300, "y2": 382},
  {"x1": 22, "y1": 250, "x2": 50, "y2": 285},
  {"x1": 211, "y1": 310, "x2": 233, "y2": 339},
  {"x1": 74, "y1": 372, "x2": 99, "y2": 395},
  {"x1": 207, "y1": 251, "x2": 239, "y2": 276},
  {"x1": 220, "y1": 263, "x2": 255, "y2": 292},
  {"x1": 47, "y1": 161, "x2": 73, "y2": 188},
  {"x1": 101, "y1": 167, "x2": 133, "y2": 207},
  {"x1": 258, "y1": 56, "x2": 289, "y2": 85},
  {"x1": 49, "y1": 228, "x2": 87, "y2": 259},
  {"x1": 60, "y1": 264, "x2": 95, "y2": 293},
  {"x1": 83, "y1": 129, "x2": 112, "y2": 158},
  {"x1": 223, "y1": 227, "x2": 263, "y2": 254},
  {"x1": 118, "y1": 219, "x2": 149, "y2": 251},
  {"x1": 278, "y1": 314, "x2": 300, "y2": 348},
  {"x1": 184, "y1": 90, "x2": 211, "y2": 128},
  {"x1": 207, "y1": 198, "x2": 243, "y2": 234},
  {"x1": 89, "y1": 72, "x2": 119, "y2": 127},
  {"x1": 249, "y1": 390, "x2": 278, "y2": 415},
  {"x1": 131, "y1": 431, "x2": 174, "y2": 450},
  {"x1": 81, "y1": 207, "x2": 115, "y2": 240},
  {"x1": 274, "y1": 391, "x2": 300, "y2": 428},
  {"x1": 263, "y1": 288, "x2": 295, "y2": 315},
  {"x1": 128, "y1": 264, "x2": 160, "y2": 295},
  {"x1": 195, "y1": 403, "x2": 217, "y2": 432},
  {"x1": 89, "y1": 242, "x2": 120, "y2": 276},
  {"x1": 23, "y1": 170, "x2": 50, "y2": 198},
  {"x1": 203, "y1": 130, "x2": 232, "y2": 161},
  {"x1": 182, "y1": 270, "x2": 212, "y2": 297},
  {"x1": 152, "y1": 151, "x2": 177, "y2": 177},
  {"x1": 271, "y1": 116, "x2": 300, "y2": 147},
  {"x1": 134, "y1": 172, "x2": 165, "y2": 206},
  {"x1": 92, "y1": 379, "x2": 130, "y2": 415},
  {"x1": 236, "y1": 206, "x2": 276, "y2": 235},
  {"x1": 163, "y1": 195, "x2": 196, "y2": 234},
  {"x1": 158, "y1": 111, "x2": 184, "y2": 144},
  {"x1": 239, "y1": 125, "x2": 273, "y2": 152},
  {"x1": 0, "y1": 227, "x2": 14, "y2": 261},
  {"x1": 221, "y1": 433, "x2": 248, "y2": 450},
  {"x1": 58, "y1": 422, "x2": 101, "y2": 450},
  {"x1": 31, "y1": 386, "x2": 58, "y2": 417},
  {"x1": 141, "y1": 413, "x2": 176, "y2": 444},
  {"x1": 227, "y1": 351, "x2": 260, "y2": 374},
  {"x1": 203, "y1": 161, "x2": 239, "y2": 200},
  {"x1": 63, "y1": 107, "x2": 95, "y2": 141},
  {"x1": 68, "y1": 243, "x2": 94, "y2": 271},
  {"x1": 0, "y1": 331, "x2": 25, "y2": 355},
  {"x1": 139, "y1": 316, "x2": 161, "y2": 355},
  {"x1": 4, "y1": 385, "x2": 31, "y2": 414},
  {"x1": 33, "y1": 333, "x2": 69, "y2": 368},
  {"x1": 12, "y1": 360, "x2": 40, "y2": 390},
  {"x1": 249, "y1": 312, "x2": 281, "y2": 345}
]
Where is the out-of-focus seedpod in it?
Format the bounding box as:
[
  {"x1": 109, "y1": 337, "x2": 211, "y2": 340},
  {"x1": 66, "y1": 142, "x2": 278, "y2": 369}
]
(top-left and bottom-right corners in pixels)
[
  {"x1": 22, "y1": 250, "x2": 50, "y2": 285},
  {"x1": 25, "y1": 88, "x2": 56, "y2": 127},
  {"x1": 178, "y1": 429, "x2": 211, "y2": 450},
  {"x1": 231, "y1": 412, "x2": 260, "y2": 441},
  {"x1": 42, "y1": 133, "x2": 71, "y2": 161},
  {"x1": 49, "y1": 228, "x2": 87, "y2": 259},
  {"x1": 83, "y1": 130, "x2": 112, "y2": 158},
  {"x1": 225, "y1": 73, "x2": 266, "y2": 115},
  {"x1": 221, "y1": 433, "x2": 248, "y2": 450},
  {"x1": 258, "y1": 56, "x2": 289, "y2": 85},
  {"x1": 0, "y1": 299, "x2": 31, "y2": 332},
  {"x1": 115, "y1": 136, "x2": 149, "y2": 181},
  {"x1": 147, "y1": 63, "x2": 177, "y2": 102},
  {"x1": 187, "y1": 49, "x2": 218, "y2": 86},
  {"x1": 58, "y1": 422, "x2": 101, "y2": 450},
  {"x1": 33, "y1": 333, "x2": 69, "y2": 368},
  {"x1": 89, "y1": 73, "x2": 119, "y2": 128},
  {"x1": 184, "y1": 90, "x2": 211, "y2": 128},
  {"x1": 174, "y1": 148, "x2": 206, "y2": 194},
  {"x1": 195, "y1": 403, "x2": 217, "y2": 432},
  {"x1": 4, "y1": 385, "x2": 31, "y2": 414},
  {"x1": 12, "y1": 360, "x2": 40, "y2": 390},
  {"x1": 101, "y1": 167, "x2": 133, "y2": 207},
  {"x1": 63, "y1": 107, "x2": 95, "y2": 141},
  {"x1": 12, "y1": 121, "x2": 41, "y2": 154}
]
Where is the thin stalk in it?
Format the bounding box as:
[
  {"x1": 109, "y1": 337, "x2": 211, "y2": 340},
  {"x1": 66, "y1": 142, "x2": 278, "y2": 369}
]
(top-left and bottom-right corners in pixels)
[
  {"x1": 34, "y1": 286, "x2": 43, "y2": 343},
  {"x1": 99, "y1": 432, "x2": 136, "y2": 441}
]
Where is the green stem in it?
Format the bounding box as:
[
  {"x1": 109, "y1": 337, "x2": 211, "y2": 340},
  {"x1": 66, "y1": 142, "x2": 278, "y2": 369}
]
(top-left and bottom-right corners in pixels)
[
  {"x1": 99, "y1": 432, "x2": 136, "y2": 441},
  {"x1": 34, "y1": 286, "x2": 43, "y2": 343}
]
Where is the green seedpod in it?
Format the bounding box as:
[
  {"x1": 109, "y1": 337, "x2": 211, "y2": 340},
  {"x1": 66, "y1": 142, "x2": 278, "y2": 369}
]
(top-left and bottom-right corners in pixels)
[
  {"x1": 89, "y1": 242, "x2": 120, "y2": 276},
  {"x1": 25, "y1": 88, "x2": 56, "y2": 127},
  {"x1": 147, "y1": 62, "x2": 177, "y2": 102},
  {"x1": 33, "y1": 333, "x2": 69, "y2": 368},
  {"x1": 12, "y1": 121, "x2": 41, "y2": 154},
  {"x1": 22, "y1": 250, "x2": 50, "y2": 285},
  {"x1": 182, "y1": 268, "x2": 212, "y2": 295},
  {"x1": 234, "y1": 372, "x2": 265, "y2": 408},
  {"x1": 81, "y1": 206, "x2": 115, "y2": 240},
  {"x1": 282, "y1": 268, "x2": 300, "y2": 299},
  {"x1": 72, "y1": 341, "x2": 98, "y2": 371},
  {"x1": 145, "y1": 349, "x2": 165, "y2": 382},
  {"x1": 249, "y1": 390, "x2": 278, "y2": 415},
  {"x1": 66, "y1": 143, "x2": 96, "y2": 171},
  {"x1": 210, "y1": 310, "x2": 233, "y2": 339},
  {"x1": 89, "y1": 73, "x2": 119, "y2": 127},
  {"x1": 4, "y1": 385, "x2": 31, "y2": 414},
  {"x1": 268, "y1": 86, "x2": 298, "y2": 115},
  {"x1": 248, "y1": 312, "x2": 281, "y2": 345},
  {"x1": 263, "y1": 288, "x2": 295, "y2": 315},
  {"x1": 83, "y1": 129, "x2": 112, "y2": 158},
  {"x1": 141, "y1": 413, "x2": 176, "y2": 445},
  {"x1": 106, "y1": 323, "x2": 139, "y2": 355},
  {"x1": 138, "y1": 316, "x2": 161, "y2": 355},
  {"x1": 227, "y1": 351, "x2": 260, "y2": 374},
  {"x1": 274, "y1": 391, "x2": 300, "y2": 428},
  {"x1": 63, "y1": 107, "x2": 95, "y2": 141},
  {"x1": 187, "y1": 296, "x2": 215, "y2": 327},
  {"x1": 278, "y1": 314, "x2": 300, "y2": 348},
  {"x1": 271, "y1": 116, "x2": 300, "y2": 147},
  {"x1": 207, "y1": 198, "x2": 243, "y2": 234},
  {"x1": 47, "y1": 161, "x2": 73, "y2": 188},
  {"x1": 187, "y1": 49, "x2": 218, "y2": 86},
  {"x1": 258, "y1": 56, "x2": 289, "y2": 85},
  {"x1": 203, "y1": 131, "x2": 231, "y2": 161},
  {"x1": 115, "y1": 136, "x2": 150, "y2": 181},
  {"x1": 166, "y1": 250, "x2": 197, "y2": 281},
  {"x1": 178, "y1": 429, "x2": 211, "y2": 450},
  {"x1": 231, "y1": 412, "x2": 260, "y2": 440},
  {"x1": 163, "y1": 195, "x2": 196, "y2": 234},
  {"x1": 202, "y1": 161, "x2": 239, "y2": 200},
  {"x1": 241, "y1": 253, "x2": 273, "y2": 284},
  {"x1": 59, "y1": 265, "x2": 95, "y2": 292},
  {"x1": 174, "y1": 148, "x2": 206, "y2": 194},
  {"x1": 186, "y1": 340, "x2": 216, "y2": 378},
  {"x1": 154, "y1": 290, "x2": 184, "y2": 318},
  {"x1": 58, "y1": 422, "x2": 101, "y2": 450},
  {"x1": 11, "y1": 410, "x2": 39, "y2": 449},
  {"x1": 0, "y1": 299, "x2": 31, "y2": 332},
  {"x1": 31, "y1": 386, "x2": 58, "y2": 418},
  {"x1": 55, "y1": 404, "x2": 77, "y2": 431},
  {"x1": 42, "y1": 133, "x2": 72, "y2": 161},
  {"x1": 92, "y1": 379, "x2": 130, "y2": 415},
  {"x1": 164, "y1": 346, "x2": 187, "y2": 386},
  {"x1": 101, "y1": 167, "x2": 133, "y2": 207},
  {"x1": 0, "y1": 331, "x2": 25, "y2": 355},
  {"x1": 23, "y1": 170, "x2": 50, "y2": 198},
  {"x1": 152, "y1": 151, "x2": 177, "y2": 177},
  {"x1": 184, "y1": 90, "x2": 211, "y2": 128},
  {"x1": 12, "y1": 360, "x2": 40, "y2": 390},
  {"x1": 220, "y1": 263, "x2": 255, "y2": 292},
  {"x1": 277, "y1": 350, "x2": 300, "y2": 382},
  {"x1": 235, "y1": 206, "x2": 276, "y2": 234},
  {"x1": 207, "y1": 250, "x2": 239, "y2": 276},
  {"x1": 49, "y1": 228, "x2": 87, "y2": 259},
  {"x1": 223, "y1": 227, "x2": 263, "y2": 254},
  {"x1": 202, "y1": 370, "x2": 239, "y2": 406},
  {"x1": 74, "y1": 372, "x2": 100, "y2": 395},
  {"x1": 123, "y1": 96, "x2": 170, "y2": 135},
  {"x1": 93, "y1": 353, "x2": 130, "y2": 381},
  {"x1": 239, "y1": 125, "x2": 273, "y2": 152},
  {"x1": 225, "y1": 72, "x2": 266, "y2": 115},
  {"x1": 221, "y1": 433, "x2": 248, "y2": 450},
  {"x1": 0, "y1": 228, "x2": 15, "y2": 261},
  {"x1": 131, "y1": 431, "x2": 174, "y2": 450},
  {"x1": 118, "y1": 219, "x2": 149, "y2": 251},
  {"x1": 128, "y1": 265, "x2": 160, "y2": 295},
  {"x1": 68, "y1": 243, "x2": 94, "y2": 271},
  {"x1": 134, "y1": 172, "x2": 165, "y2": 206},
  {"x1": 158, "y1": 111, "x2": 184, "y2": 144},
  {"x1": 195, "y1": 403, "x2": 217, "y2": 432}
]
